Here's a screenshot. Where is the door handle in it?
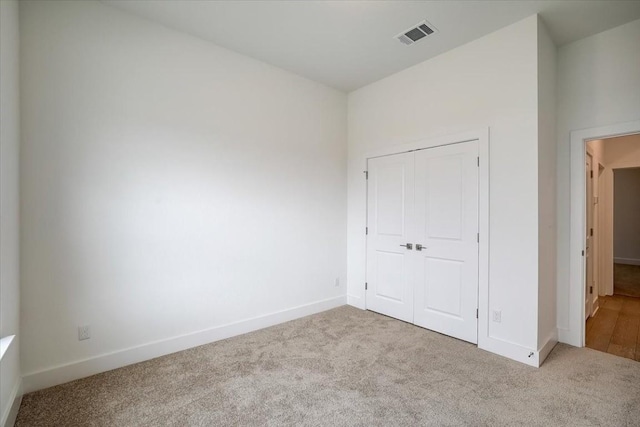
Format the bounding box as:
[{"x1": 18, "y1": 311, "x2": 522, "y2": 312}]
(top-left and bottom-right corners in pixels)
[
  {"x1": 416, "y1": 244, "x2": 427, "y2": 251},
  {"x1": 400, "y1": 243, "x2": 413, "y2": 250}
]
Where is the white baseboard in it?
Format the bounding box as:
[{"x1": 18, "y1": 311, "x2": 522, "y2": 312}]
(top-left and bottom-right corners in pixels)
[
  {"x1": 478, "y1": 335, "x2": 540, "y2": 367},
  {"x1": 614, "y1": 257, "x2": 640, "y2": 266},
  {"x1": 479, "y1": 329, "x2": 557, "y2": 368},
  {"x1": 1, "y1": 379, "x2": 22, "y2": 427},
  {"x1": 23, "y1": 296, "x2": 346, "y2": 394},
  {"x1": 538, "y1": 332, "x2": 559, "y2": 366},
  {"x1": 347, "y1": 294, "x2": 365, "y2": 309}
]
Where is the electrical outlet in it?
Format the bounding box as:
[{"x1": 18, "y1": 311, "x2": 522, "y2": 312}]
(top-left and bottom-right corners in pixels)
[
  {"x1": 335, "y1": 277, "x2": 340, "y2": 287},
  {"x1": 78, "y1": 325, "x2": 91, "y2": 341},
  {"x1": 492, "y1": 310, "x2": 502, "y2": 323}
]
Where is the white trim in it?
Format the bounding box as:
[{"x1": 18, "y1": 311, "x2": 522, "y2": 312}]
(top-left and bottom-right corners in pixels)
[
  {"x1": 538, "y1": 332, "x2": 558, "y2": 366},
  {"x1": 22, "y1": 296, "x2": 346, "y2": 393},
  {"x1": 1, "y1": 379, "x2": 21, "y2": 427},
  {"x1": 475, "y1": 128, "x2": 492, "y2": 361},
  {"x1": 363, "y1": 129, "x2": 485, "y2": 160},
  {"x1": 592, "y1": 297, "x2": 600, "y2": 317},
  {"x1": 0, "y1": 335, "x2": 21, "y2": 427},
  {"x1": 477, "y1": 330, "x2": 557, "y2": 368},
  {"x1": 614, "y1": 257, "x2": 640, "y2": 266},
  {"x1": 478, "y1": 336, "x2": 540, "y2": 367},
  {"x1": 568, "y1": 120, "x2": 640, "y2": 347},
  {"x1": 363, "y1": 128, "x2": 492, "y2": 357},
  {"x1": 347, "y1": 294, "x2": 365, "y2": 309}
]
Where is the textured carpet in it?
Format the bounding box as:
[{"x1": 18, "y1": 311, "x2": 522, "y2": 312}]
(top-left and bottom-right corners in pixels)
[
  {"x1": 615, "y1": 263, "x2": 640, "y2": 298},
  {"x1": 16, "y1": 306, "x2": 640, "y2": 426}
]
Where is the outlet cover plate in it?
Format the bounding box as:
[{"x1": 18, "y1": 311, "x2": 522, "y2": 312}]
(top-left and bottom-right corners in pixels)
[{"x1": 78, "y1": 325, "x2": 91, "y2": 341}]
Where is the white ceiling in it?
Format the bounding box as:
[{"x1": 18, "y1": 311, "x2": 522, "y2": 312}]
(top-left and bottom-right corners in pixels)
[{"x1": 102, "y1": 1, "x2": 640, "y2": 92}]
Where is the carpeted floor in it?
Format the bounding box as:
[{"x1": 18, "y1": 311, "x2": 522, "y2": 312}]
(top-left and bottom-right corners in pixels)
[
  {"x1": 16, "y1": 306, "x2": 640, "y2": 426},
  {"x1": 614, "y1": 263, "x2": 640, "y2": 298}
]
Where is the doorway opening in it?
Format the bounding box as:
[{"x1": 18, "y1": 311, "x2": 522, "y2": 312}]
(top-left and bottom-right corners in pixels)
[
  {"x1": 567, "y1": 120, "x2": 640, "y2": 352},
  {"x1": 612, "y1": 167, "x2": 640, "y2": 298},
  {"x1": 583, "y1": 133, "x2": 640, "y2": 361}
]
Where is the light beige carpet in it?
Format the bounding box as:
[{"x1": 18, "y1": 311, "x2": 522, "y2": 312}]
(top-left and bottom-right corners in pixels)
[
  {"x1": 614, "y1": 263, "x2": 640, "y2": 298},
  {"x1": 16, "y1": 306, "x2": 640, "y2": 426}
]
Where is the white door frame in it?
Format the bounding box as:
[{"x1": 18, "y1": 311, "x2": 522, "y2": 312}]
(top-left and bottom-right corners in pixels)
[
  {"x1": 363, "y1": 128, "x2": 489, "y2": 348},
  {"x1": 567, "y1": 120, "x2": 640, "y2": 347}
]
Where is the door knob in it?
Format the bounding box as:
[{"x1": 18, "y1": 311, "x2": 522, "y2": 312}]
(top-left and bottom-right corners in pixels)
[
  {"x1": 416, "y1": 244, "x2": 426, "y2": 251},
  {"x1": 400, "y1": 243, "x2": 413, "y2": 250}
]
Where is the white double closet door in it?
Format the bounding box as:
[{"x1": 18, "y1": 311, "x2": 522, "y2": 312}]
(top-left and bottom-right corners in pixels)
[{"x1": 365, "y1": 140, "x2": 479, "y2": 344}]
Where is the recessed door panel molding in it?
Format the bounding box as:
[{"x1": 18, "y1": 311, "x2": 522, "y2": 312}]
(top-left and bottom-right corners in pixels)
[
  {"x1": 375, "y1": 251, "x2": 406, "y2": 302},
  {"x1": 422, "y1": 256, "x2": 463, "y2": 318},
  {"x1": 375, "y1": 163, "x2": 407, "y2": 237},
  {"x1": 365, "y1": 139, "x2": 480, "y2": 344},
  {"x1": 425, "y1": 154, "x2": 464, "y2": 241}
]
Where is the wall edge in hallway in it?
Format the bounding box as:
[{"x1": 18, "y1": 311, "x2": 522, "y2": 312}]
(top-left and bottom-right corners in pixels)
[{"x1": 22, "y1": 296, "x2": 346, "y2": 394}]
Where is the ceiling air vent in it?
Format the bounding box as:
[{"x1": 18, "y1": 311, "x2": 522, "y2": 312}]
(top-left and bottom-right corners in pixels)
[{"x1": 395, "y1": 20, "x2": 437, "y2": 46}]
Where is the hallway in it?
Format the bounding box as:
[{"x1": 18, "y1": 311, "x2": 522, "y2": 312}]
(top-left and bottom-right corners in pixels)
[
  {"x1": 614, "y1": 263, "x2": 640, "y2": 297},
  {"x1": 586, "y1": 294, "x2": 640, "y2": 361}
]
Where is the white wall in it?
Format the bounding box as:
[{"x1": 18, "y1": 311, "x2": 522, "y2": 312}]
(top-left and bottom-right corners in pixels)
[
  {"x1": 20, "y1": 0, "x2": 347, "y2": 389},
  {"x1": 348, "y1": 16, "x2": 546, "y2": 362},
  {"x1": 614, "y1": 167, "x2": 640, "y2": 263},
  {"x1": 556, "y1": 19, "x2": 640, "y2": 336},
  {"x1": 0, "y1": 0, "x2": 22, "y2": 425},
  {"x1": 537, "y1": 18, "x2": 557, "y2": 350}
]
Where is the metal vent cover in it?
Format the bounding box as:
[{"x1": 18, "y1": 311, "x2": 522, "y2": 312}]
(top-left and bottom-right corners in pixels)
[{"x1": 395, "y1": 20, "x2": 437, "y2": 46}]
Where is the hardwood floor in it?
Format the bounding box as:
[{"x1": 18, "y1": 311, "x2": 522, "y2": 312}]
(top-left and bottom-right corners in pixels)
[
  {"x1": 614, "y1": 263, "x2": 640, "y2": 297},
  {"x1": 586, "y1": 294, "x2": 640, "y2": 361}
]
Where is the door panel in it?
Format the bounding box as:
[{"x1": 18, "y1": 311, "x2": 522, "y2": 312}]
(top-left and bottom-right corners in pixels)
[
  {"x1": 376, "y1": 164, "x2": 406, "y2": 236},
  {"x1": 422, "y1": 256, "x2": 463, "y2": 317},
  {"x1": 413, "y1": 141, "x2": 479, "y2": 344},
  {"x1": 366, "y1": 152, "x2": 415, "y2": 322},
  {"x1": 375, "y1": 251, "x2": 406, "y2": 302},
  {"x1": 425, "y1": 155, "x2": 464, "y2": 240}
]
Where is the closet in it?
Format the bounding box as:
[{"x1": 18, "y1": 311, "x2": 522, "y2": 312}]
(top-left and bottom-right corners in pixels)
[{"x1": 365, "y1": 140, "x2": 479, "y2": 343}]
